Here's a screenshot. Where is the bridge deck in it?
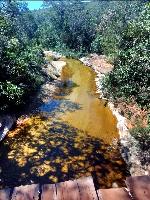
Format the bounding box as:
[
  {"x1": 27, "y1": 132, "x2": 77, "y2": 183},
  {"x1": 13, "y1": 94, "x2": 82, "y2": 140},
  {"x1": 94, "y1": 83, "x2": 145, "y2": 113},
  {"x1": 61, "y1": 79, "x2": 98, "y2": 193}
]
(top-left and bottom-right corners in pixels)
[{"x1": 0, "y1": 176, "x2": 149, "y2": 200}]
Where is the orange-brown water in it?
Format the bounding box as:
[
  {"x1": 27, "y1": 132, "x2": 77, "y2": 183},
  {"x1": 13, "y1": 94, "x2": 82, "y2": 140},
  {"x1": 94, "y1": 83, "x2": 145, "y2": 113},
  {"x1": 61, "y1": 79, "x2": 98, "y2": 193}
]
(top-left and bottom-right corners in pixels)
[
  {"x1": 60, "y1": 59, "x2": 118, "y2": 143},
  {"x1": 0, "y1": 59, "x2": 128, "y2": 189}
]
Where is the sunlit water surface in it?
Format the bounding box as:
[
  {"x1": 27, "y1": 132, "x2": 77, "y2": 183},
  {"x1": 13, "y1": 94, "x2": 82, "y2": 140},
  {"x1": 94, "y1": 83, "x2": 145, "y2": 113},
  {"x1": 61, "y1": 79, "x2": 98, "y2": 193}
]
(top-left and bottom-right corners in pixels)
[{"x1": 0, "y1": 59, "x2": 129, "y2": 189}]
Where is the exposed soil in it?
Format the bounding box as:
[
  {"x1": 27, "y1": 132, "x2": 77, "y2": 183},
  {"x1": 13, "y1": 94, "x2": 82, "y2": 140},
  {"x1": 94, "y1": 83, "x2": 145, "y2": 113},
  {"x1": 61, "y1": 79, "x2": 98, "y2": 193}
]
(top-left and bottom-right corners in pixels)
[{"x1": 114, "y1": 99, "x2": 148, "y2": 129}]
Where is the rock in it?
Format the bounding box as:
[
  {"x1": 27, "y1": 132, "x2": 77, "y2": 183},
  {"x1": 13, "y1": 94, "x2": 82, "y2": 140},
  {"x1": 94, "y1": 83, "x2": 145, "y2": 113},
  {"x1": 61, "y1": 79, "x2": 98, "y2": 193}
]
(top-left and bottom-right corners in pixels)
[
  {"x1": 0, "y1": 115, "x2": 15, "y2": 141},
  {"x1": 43, "y1": 61, "x2": 66, "y2": 81},
  {"x1": 112, "y1": 182, "x2": 119, "y2": 188},
  {"x1": 43, "y1": 50, "x2": 66, "y2": 80},
  {"x1": 80, "y1": 54, "x2": 113, "y2": 74},
  {"x1": 51, "y1": 61, "x2": 67, "y2": 76},
  {"x1": 44, "y1": 50, "x2": 62, "y2": 60},
  {"x1": 79, "y1": 57, "x2": 91, "y2": 67}
]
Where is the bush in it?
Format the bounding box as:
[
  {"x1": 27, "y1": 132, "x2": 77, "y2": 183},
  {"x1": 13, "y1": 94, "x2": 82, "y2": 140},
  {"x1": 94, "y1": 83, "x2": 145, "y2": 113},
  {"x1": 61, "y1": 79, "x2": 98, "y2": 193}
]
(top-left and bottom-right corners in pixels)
[
  {"x1": 0, "y1": 81, "x2": 24, "y2": 110},
  {"x1": 0, "y1": 2, "x2": 45, "y2": 112},
  {"x1": 130, "y1": 124, "x2": 150, "y2": 165},
  {"x1": 103, "y1": 3, "x2": 150, "y2": 108},
  {"x1": 90, "y1": 1, "x2": 143, "y2": 58},
  {"x1": 0, "y1": 40, "x2": 45, "y2": 111}
]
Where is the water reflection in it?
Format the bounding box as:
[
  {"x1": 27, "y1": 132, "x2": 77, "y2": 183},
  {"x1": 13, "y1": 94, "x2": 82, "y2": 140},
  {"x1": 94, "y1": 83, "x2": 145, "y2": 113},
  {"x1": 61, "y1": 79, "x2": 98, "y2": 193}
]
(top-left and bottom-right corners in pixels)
[
  {"x1": 59, "y1": 59, "x2": 119, "y2": 143},
  {"x1": 40, "y1": 99, "x2": 82, "y2": 115},
  {"x1": 0, "y1": 117, "x2": 128, "y2": 189},
  {"x1": 0, "y1": 58, "x2": 129, "y2": 189}
]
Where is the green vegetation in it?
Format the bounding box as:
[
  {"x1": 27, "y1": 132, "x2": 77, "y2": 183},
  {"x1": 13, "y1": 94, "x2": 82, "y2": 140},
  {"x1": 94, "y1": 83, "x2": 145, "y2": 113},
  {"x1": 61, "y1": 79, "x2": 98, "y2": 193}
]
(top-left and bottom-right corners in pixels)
[
  {"x1": 0, "y1": 1, "x2": 44, "y2": 111},
  {"x1": 35, "y1": 1, "x2": 144, "y2": 57},
  {"x1": 103, "y1": 3, "x2": 150, "y2": 108},
  {"x1": 0, "y1": 0, "x2": 149, "y2": 115},
  {"x1": 130, "y1": 124, "x2": 150, "y2": 165},
  {"x1": 100, "y1": 2, "x2": 150, "y2": 163}
]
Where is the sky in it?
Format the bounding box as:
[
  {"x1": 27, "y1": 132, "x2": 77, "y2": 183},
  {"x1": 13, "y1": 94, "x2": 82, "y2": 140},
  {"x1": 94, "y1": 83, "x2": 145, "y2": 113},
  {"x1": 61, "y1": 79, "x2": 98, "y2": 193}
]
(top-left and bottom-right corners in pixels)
[
  {"x1": 26, "y1": 1, "x2": 91, "y2": 10},
  {"x1": 26, "y1": 1, "x2": 43, "y2": 10}
]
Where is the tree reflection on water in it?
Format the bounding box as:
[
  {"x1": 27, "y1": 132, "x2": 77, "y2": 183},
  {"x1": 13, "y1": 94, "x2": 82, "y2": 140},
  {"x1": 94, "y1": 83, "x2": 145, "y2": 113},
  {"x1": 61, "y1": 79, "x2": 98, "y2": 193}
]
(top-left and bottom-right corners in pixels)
[
  {"x1": 0, "y1": 59, "x2": 129, "y2": 189},
  {"x1": 0, "y1": 113, "x2": 128, "y2": 189}
]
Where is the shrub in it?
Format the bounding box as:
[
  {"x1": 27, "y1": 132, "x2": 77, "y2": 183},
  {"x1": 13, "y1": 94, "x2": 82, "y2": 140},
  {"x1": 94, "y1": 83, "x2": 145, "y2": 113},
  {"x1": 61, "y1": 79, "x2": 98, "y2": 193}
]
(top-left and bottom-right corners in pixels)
[
  {"x1": 0, "y1": 41, "x2": 45, "y2": 111},
  {"x1": 130, "y1": 123, "x2": 150, "y2": 165},
  {"x1": 0, "y1": 2, "x2": 45, "y2": 111},
  {"x1": 103, "y1": 3, "x2": 150, "y2": 108}
]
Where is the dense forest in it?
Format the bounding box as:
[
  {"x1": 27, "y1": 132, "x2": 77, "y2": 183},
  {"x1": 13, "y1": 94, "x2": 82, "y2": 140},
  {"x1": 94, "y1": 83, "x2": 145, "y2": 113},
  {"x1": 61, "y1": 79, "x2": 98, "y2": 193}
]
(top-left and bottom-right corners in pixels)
[{"x1": 0, "y1": 0, "x2": 149, "y2": 113}]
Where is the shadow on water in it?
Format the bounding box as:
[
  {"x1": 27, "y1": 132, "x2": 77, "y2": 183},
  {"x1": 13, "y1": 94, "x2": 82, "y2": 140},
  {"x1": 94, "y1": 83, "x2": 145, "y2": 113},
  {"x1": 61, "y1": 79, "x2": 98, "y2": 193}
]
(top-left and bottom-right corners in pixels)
[
  {"x1": 0, "y1": 58, "x2": 129, "y2": 190},
  {"x1": 39, "y1": 99, "x2": 82, "y2": 115},
  {"x1": 0, "y1": 118, "x2": 129, "y2": 189}
]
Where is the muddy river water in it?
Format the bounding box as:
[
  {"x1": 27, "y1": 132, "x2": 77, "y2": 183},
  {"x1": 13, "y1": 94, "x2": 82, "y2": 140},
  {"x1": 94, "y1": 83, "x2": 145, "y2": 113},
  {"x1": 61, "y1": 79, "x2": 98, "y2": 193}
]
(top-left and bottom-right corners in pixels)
[{"x1": 0, "y1": 59, "x2": 128, "y2": 189}]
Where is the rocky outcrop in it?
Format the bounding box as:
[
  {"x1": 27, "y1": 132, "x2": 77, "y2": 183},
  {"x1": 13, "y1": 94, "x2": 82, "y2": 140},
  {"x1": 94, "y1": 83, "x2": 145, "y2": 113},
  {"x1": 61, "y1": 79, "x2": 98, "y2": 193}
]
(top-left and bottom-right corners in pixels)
[
  {"x1": 39, "y1": 53, "x2": 66, "y2": 103},
  {"x1": 43, "y1": 50, "x2": 66, "y2": 80},
  {"x1": 0, "y1": 115, "x2": 15, "y2": 141},
  {"x1": 51, "y1": 61, "x2": 66, "y2": 76},
  {"x1": 108, "y1": 103, "x2": 149, "y2": 176},
  {"x1": 43, "y1": 61, "x2": 66, "y2": 80},
  {"x1": 80, "y1": 54, "x2": 113, "y2": 74}
]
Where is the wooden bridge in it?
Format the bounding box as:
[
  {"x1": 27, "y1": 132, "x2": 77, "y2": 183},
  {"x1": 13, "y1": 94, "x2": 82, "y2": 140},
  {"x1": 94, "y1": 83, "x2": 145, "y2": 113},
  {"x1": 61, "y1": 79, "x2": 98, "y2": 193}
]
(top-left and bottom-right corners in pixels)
[{"x1": 0, "y1": 176, "x2": 150, "y2": 200}]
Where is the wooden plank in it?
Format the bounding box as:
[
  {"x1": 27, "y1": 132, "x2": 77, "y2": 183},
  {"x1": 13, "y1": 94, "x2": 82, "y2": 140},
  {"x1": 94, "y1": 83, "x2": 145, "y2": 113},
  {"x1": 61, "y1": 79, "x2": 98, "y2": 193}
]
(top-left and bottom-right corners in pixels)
[
  {"x1": 56, "y1": 180, "x2": 80, "y2": 200},
  {"x1": 41, "y1": 184, "x2": 57, "y2": 200},
  {"x1": 11, "y1": 184, "x2": 39, "y2": 200},
  {"x1": 126, "y1": 176, "x2": 150, "y2": 200},
  {"x1": 97, "y1": 188, "x2": 131, "y2": 200},
  {"x1": 76, "y1": 176, "x2": 98, "y2": 200},
  {"x1": 0, "y1": 188, "x2": 11, "y2": 200}
]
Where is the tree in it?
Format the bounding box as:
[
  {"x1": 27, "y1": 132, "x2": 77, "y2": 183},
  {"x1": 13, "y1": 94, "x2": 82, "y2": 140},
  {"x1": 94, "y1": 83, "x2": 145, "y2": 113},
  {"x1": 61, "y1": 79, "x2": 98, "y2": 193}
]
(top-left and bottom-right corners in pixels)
[
  {"x1": 0, "y1": 1, "x2": 44, "y2": 112},
  {"x1": 103, "y1": 3, "x2": 150, "y2": 107}
]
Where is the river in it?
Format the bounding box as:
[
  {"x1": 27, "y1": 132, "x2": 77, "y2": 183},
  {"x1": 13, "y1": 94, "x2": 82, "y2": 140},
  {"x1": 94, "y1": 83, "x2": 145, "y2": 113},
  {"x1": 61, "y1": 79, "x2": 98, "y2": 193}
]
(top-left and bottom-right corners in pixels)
[{"x1": 0, "y1": 58, "x2": 128, "y2": 189}]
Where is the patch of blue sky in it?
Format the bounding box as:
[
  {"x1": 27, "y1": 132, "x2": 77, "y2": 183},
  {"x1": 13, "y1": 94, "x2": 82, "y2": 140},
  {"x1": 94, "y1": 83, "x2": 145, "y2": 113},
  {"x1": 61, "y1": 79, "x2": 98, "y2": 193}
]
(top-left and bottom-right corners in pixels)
[{"x1": 26, "y1": 1, "x2": 43, "y2": 10}]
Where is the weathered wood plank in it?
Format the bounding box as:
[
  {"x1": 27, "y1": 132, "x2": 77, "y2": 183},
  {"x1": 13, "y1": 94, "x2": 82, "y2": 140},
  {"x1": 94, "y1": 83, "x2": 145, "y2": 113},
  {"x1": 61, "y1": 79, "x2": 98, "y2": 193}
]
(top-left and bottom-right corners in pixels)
[
  {"x1": 11, "y1": 184, "x2": 39, "y2": 200},
  {"x1": 76, "y1": 176, "x2": 98, "y2": 200},
  {"x1": 41, "y1": 184, "x2": 57, "y2": 200},
  {"x1": 0, "y1": 188, "x2": 11, "y2": 200},
  {"x1": 56, "y1": 180, "x2": 80, "y2": 200},
  {"x1": 97, "y1": 188, "x2": 131, "y2": 200},
  {"x1": 126, "y1": 176, "x2": 150, "y2": 200}
]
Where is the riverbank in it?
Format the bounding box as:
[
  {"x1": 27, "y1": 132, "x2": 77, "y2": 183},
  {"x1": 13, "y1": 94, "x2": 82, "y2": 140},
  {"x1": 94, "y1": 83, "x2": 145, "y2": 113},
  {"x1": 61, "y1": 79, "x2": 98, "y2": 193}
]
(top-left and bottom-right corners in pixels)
[
  {"x1": 0, "y1": 53, "x2": 128, "y2": 189},
  {"x1": 0, "y1": 50, "x2": 148, "y2": 189},
  {"x1": 80, "y1": 54, "x2": 149, "y2": 176},
  {"x1": 0, "y1": 52, "x2": 66, "y2": 141},
  {"x1": 38, "y1": 52, "x2": 66, "y2": 103},
  {"x1": 16, "y1": 53, "x2": 68, "y2": 127}
]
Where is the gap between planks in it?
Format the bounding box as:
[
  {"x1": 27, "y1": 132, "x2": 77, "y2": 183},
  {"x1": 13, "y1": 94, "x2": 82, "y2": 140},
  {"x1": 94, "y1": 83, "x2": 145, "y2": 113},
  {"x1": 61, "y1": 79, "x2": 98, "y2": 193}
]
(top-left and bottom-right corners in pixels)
[{"x1": 0, "y1": 176, "x2": 98, "y2": 200}]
